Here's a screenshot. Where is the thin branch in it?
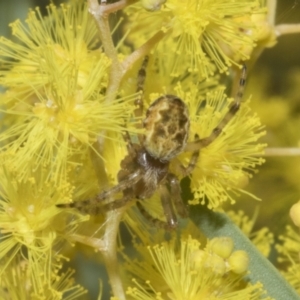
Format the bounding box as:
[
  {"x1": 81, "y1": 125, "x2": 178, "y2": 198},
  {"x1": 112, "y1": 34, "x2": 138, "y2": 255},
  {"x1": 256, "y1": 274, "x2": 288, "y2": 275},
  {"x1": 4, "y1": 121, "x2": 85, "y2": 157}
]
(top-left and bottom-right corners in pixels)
[
  {"x1": 122, "y1": 30, "x2": 168, "y2": 73},
  {"x1": 70, "y1": 206, "x2": 128, "y2": 300},
  {"x1": 275, "y1": 24, "x2": 300, "y2": 36},
  {"x1": 266, "y1": 0, "x2": 277, "y2": 26},
  {"x1": 90, "y1": 0, "x2": 138, "y2": 17},
  {"x1": 88, "y1": 0, "x2": 124, "y2": 104},
  {"x1": 100, "y1": 207, "x2": 129, "y2": 300},
  {"x1": 263, "y1": 147, "x2": 300, "y2": 156},
  {"x1": 88, "y1": 0, "x2": 118, "y2": 62},
  {"x1": 69, "y1": 234, "x2": 107, "y2": 251}
]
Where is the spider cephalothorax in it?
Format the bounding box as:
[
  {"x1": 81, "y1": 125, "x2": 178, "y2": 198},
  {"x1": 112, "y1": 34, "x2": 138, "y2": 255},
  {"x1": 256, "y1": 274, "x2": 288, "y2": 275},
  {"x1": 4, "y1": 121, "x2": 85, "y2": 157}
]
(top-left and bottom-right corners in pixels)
[{"x1": 57, "y1": 56, "x2": 246, "y2": 230}]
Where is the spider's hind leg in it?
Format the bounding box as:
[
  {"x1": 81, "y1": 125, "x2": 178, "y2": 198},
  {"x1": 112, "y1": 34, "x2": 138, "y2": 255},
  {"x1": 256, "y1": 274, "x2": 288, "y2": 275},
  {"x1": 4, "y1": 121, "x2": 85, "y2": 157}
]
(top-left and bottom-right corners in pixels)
[
  {"x1": 136, "y1": 183, "x2": 179, "y2": 230},
  {"x1": 136, "y1": 201, "x2": 177, "y2": 231},
  {"x1": 167, "y1": 173, "x2": 188, "y2": 218}
]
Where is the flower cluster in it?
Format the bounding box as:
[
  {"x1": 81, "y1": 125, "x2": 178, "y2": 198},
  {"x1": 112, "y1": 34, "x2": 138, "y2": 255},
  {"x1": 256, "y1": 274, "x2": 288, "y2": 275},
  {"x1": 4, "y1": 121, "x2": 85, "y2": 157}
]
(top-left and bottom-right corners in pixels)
[
  {"x1": 124, "y1": 236, "x2": 269, "y2": 300},
  {"x1": 0, "y1": 0, "x2": 299, "y2": 299}
]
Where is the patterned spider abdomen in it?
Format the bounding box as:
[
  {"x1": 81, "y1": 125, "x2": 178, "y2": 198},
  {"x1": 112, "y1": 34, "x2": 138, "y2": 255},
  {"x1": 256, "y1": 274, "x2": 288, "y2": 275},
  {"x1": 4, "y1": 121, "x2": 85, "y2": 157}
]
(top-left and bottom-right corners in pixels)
[{"x1": 143, "y1": 95, "x2": 190, "y2": 161}]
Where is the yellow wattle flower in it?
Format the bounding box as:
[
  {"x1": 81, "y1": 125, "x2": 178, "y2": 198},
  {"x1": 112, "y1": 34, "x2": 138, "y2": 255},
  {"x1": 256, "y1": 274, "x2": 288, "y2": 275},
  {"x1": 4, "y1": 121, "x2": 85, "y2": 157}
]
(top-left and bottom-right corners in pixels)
[
  {"x1": 0, "y1": 257, "x2": 87, "y2": 299},
  {"x1": 171, "y1": 84, "x2": 266, "y2": 209},
  {"x1": 124, "y1": 235, "x2": 268, "y2": 299},
  {"x1": 0, "y1": 162, "x2": 88, "y2": 294},
  {"x1": 125, "y1": 0, "x2": 267, "y2": 77},
  {"x1": 0, "y1": 1, "x2": 137, "y2": 184}
]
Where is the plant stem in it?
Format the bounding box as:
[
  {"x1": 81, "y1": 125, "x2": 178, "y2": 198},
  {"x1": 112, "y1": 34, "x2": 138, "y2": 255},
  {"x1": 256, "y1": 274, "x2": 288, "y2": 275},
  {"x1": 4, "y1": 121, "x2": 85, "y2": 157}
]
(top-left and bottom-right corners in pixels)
[
  {"x1": 122, "y1": 30, "x2": 167, "y2": 73},
  {"x1": 89, "y1": 0, "x2": 138, "y2": 17},
  {"x1": 263, "y1": 147, "x2": 300, "y2": 156},
  {"x1": 70, "y1": 207, "x2": 128, "y2": 299},
  {"x1": 69, "y1": 234, "x2": 107, "y2": 251},
  {"x1": 88, "y1": 0, "x2": 123, "y2": 104},
  {"x1": 101, "y1": 207, "x2": 128, "y2": 300},
  {"x1": 85, "y1": 4, "x2": 167, "y2": 297},
  {"x1": 266, "y1": 0, "x2": 276, "y2": 26},
  {"x1": 275, "y1": 24, "x2": 300, "y2": 36}
]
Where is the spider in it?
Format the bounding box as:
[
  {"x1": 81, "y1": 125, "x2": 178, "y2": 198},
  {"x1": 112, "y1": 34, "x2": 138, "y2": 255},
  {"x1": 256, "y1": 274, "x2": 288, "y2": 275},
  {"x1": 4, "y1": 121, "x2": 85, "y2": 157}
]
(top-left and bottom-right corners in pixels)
[{"x1": 56, "y1": 57, "x2": 247, "y2": 230}]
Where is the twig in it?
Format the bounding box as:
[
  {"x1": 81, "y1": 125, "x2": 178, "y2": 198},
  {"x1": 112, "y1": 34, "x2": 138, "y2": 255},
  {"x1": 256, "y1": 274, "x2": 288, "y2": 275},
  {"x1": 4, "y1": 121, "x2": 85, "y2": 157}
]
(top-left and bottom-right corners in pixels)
[
  {"x1": 89, "y1": 0, "x2": 138, "y2": 17},
  {"x1": 122, "y1": 30, "x2": 167, "y2": 73},
  {"x1": 263, "y1": 147, "x2": 300, "y2": 156},
  {"x1": 69, "y1": 234, "x2": 107, "y2": 251},
  {"x1": 100, "y1": 207, "x2": 129, "y2": 300},
  {"x1": 266, "y1": 0, "x2": 276, "y2": 26},
  {"x1": 70, "y1": 206, "x2": 128, "y2": 300},
  {"x1": 275, "y1": 24, "x2": 300, "y2": 36}
]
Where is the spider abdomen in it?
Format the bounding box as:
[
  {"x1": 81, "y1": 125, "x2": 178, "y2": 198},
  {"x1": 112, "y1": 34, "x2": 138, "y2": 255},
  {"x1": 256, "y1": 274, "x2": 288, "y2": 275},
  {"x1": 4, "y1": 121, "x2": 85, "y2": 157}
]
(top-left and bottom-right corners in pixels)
[{"x1": 143, "y1": 95, "x2": 190, "y2": 161}]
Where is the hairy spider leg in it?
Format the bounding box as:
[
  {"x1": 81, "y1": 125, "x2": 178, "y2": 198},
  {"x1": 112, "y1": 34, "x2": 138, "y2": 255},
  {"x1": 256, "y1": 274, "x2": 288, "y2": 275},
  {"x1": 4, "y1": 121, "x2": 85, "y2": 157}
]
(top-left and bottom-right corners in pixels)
[
  {"x1": 123, "y1": 130, "x2": 137, "y2": 156},
  {"x1": 122, "y1": 56, "x2": 149, "y2": 153},
  {"x1": 135, "y1": 55, "x2": 149, "y2": 118},
  {"x1": 134, "y1": 55, "x2": 149, "y2": 144},
  {"x1": 137, "y1": 184, "x2": 178, "y2": 230},
  {"x1": 167, "y1": 173, "x2": 188, "y2": 218},
  {"x1": 136, "y1": 201, "x2": 173, "y2": 230},
  {"x1": 185, "y1": 65, "x2": 247, "y2": 152},
  {"x1": 56, "y1": 171, "x2": 143, "y2": 214},
  {"x1": 136, "y1": 173, "x2": 189, "y2": 230},
  {"x1": 172, "y1": 133, "x2": 200, "y2": 177}
]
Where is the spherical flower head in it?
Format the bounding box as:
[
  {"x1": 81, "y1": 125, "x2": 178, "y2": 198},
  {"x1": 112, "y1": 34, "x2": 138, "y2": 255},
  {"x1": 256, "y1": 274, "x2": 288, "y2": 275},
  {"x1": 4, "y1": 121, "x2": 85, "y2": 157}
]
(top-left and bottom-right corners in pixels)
[
  {"x1": 208, "y1": 237, "x2": 234, "y2": 259},
  {"x1": 171, "y1": 84, "x2": 266, "y2": 209},
  {"x1": 290, "y1": 200, "x2": 300, "y2": 227},
  {"x1": 0, "y1": 1, "x2": 102, "y2": 105},
  {"x1": 0, "y1": 1, "x2": 138, "y2": 184},
  {"x1": 125, "y1": 0, "x2": 266, "y2": 77},
  {"x1": 1, "y1": 257, "x2": 86, "y2": 299},
  {"x1": 124, "y1": 235, "x2": 268, "y2": 299},
  {"x1": 227, "y1": 250, "x2": 249, "y2": 274},
  {"x1": 276, "y1": 225, "x2": 300, "y2": 293},
  {"x1": 0, "y1": 162, "x2": 88, "y2": 293}
]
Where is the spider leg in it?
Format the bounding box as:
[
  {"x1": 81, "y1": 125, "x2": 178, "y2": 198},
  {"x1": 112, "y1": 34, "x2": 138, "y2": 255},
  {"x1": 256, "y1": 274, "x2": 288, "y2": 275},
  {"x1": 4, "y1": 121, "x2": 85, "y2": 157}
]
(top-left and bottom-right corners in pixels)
[
  {"x1": 185, "y1": 65, "x2": 247, "y2": 152},
  {"x1": 136, "y1": 201, "x2": 171, "y2": 230},
  {"x1": 136, "y1": 184, "x2": 178, "y2": 230},
  {"x1": 159, "y1": 184, "x2": 178, "y2": 229},
  {"x1": 91, "y1": 194, "x2": 133, "y2": 214},
  {"x1": 173, "y1": 134, "x2": 200, "y2": 176},
  {"x1": 135, "y1": 56, "x2": 149, "y2": 143},
  {"x1": 135, "y1": 55, "x2": 149, "y2": 118},
  {"x1": 121, "y1": 57, "x2": 149, "y2": 153},
  {"x1": 167, "y1": 173, "x2": 188, "y2": 218},
  {"x1": 56, "y1": 170, "x2": 142, "y2": 214},
  {"x1": 122, "y1": 130, "x2": 137, "y2": 155}
]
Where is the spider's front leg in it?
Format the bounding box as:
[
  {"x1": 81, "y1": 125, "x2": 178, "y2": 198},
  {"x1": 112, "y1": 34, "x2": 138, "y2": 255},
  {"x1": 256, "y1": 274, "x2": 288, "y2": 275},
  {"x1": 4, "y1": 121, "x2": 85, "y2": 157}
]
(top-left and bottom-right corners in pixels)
[
  {"x1": 56, "y1": 170, "x2": 143, "y2": 214},
  {"x1": 186, "y1": 64, "x2": 247, "y2": 152},
  {"x1": 122, "y1": 56, "x2": 149, "y2": 153},
  {"x1": 135, "y1": 55, "x2": 149, "y2": 118},
  {"x1": 173, "y1": 134, "x2": 200, "y2": 177},
  {"x1": 134, "y1": 56, "x2": 149, "y2": 143}
]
